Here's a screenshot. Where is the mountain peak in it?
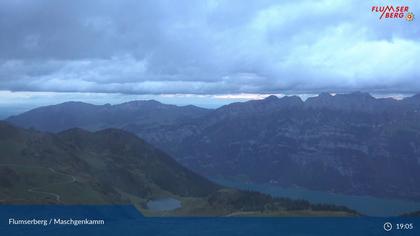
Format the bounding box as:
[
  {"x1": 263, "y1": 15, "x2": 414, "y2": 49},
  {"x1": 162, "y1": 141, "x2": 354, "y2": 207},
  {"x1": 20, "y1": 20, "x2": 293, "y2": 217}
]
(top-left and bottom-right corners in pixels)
[
  {"x1": 53, "y1": 101, "x2": 98, "y2": 109},
  {"x1": 305, "y1": 92, "x2": 377, "y2": 111},
  {"x1": 60, "y1": 101, "x2": 91, "y2": 105},
  {"x1": 263, "y1": 95, "x2": 279, "y2": 101},
  {"x1": 263, "y1": 95, "x2": 303, "y2": 105},
  {"x1": 120, "y1": 99, "x2": 162, "y2": 106}
]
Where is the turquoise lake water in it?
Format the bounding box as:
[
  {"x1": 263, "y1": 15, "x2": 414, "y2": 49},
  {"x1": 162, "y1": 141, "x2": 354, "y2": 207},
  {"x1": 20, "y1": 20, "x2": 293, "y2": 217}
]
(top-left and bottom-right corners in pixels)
[
  {"x1": 212, "y1": 178, "x2": 420, "y2": 216},
  {"x1": 147, "y1": 198, "x2": 182, "y2": 211}
]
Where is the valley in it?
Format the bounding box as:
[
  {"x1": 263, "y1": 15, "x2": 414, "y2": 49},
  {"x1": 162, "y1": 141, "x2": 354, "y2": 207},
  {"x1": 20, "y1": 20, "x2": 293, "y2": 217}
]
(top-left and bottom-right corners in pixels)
[
  {"x1": 5, "y1": 92, "x2": 420, "y2": 216},
  {"x1": 0, "y1": 121, "x2": 356, "y2": 217},
  {"x1": 212, "y1": 177, "x2": 420, "y2": 216}
]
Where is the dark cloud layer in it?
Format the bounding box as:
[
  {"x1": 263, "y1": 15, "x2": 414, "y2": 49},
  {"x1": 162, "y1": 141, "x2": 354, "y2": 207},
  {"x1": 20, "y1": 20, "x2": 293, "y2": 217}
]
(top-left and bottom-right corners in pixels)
[{"x1": 0, "y1": 0, "x2": 419, "y2": 94}]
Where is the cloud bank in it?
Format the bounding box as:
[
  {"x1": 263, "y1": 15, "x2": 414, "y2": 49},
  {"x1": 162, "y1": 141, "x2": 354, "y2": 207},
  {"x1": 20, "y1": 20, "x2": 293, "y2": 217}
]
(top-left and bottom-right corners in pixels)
[{"x1": 0, "y1": 0, "x2": 419, "y2": 95}]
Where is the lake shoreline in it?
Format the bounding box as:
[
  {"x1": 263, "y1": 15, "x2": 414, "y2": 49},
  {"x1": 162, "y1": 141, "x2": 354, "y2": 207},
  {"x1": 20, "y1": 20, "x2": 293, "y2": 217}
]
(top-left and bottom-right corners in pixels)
[{"x1": 211, "y1": 177, "x2": 420, "y2": 217}]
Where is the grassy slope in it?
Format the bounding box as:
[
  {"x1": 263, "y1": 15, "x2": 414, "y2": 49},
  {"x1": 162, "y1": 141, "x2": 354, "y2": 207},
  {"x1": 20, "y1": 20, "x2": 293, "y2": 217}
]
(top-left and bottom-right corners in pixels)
[{"x1": 0, "y1": 122, "x2": 358, "y2": 216}]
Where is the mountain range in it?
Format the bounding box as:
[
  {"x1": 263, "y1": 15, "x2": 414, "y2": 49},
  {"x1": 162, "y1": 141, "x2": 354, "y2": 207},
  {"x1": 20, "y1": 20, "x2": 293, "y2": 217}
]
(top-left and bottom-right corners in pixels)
[
  {"x1": 0, "y1": 121, "x2": 355, "y2": 216},
  {"x1": 6, "y1": 92, "x2": 420, "y2": 201},
  {"x1": 6, "y1": 100, "x2": 210, "y2": 132}
]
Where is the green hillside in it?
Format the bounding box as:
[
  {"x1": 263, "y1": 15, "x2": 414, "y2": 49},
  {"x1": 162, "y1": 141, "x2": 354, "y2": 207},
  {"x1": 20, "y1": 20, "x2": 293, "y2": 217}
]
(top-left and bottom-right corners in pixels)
[{"x1": 0, "y1": 122, "x2": 357, "y2": 216}]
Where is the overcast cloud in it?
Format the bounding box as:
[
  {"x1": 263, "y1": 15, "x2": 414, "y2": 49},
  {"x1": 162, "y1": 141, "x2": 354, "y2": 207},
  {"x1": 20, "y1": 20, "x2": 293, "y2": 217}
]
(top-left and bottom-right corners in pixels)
[{"x1": 0, "y1": 0, "x2": 419, "y2": 95}]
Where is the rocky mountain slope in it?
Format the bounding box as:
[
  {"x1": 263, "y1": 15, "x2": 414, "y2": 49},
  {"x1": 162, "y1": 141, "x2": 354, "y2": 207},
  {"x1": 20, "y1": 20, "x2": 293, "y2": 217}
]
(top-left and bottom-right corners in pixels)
[
  {"x1": 6, "y1": 92, "x2": 420, "y2": 201},
  {"x1": 7, "y1": 100, "x2": 210, "y2": 132},
  {"x1": 0, "y1": 122, "x2": 355, "y2": 216},
  {"x1": 129, "y1": 93, "x2": 420, "y2": 201}
]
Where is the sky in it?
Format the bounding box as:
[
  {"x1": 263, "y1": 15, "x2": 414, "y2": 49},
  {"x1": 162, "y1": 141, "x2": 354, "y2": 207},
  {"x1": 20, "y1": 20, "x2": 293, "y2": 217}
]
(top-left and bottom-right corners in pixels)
[{"x1": 0, "y1": 0, "x2": 419, "y2": 116}]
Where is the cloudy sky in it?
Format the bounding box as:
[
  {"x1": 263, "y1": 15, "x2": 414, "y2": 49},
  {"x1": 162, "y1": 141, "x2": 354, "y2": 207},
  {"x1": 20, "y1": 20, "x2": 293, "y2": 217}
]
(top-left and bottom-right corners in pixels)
[{"x1": 0, "y1": 0, "x2": 419, "y2": 115}]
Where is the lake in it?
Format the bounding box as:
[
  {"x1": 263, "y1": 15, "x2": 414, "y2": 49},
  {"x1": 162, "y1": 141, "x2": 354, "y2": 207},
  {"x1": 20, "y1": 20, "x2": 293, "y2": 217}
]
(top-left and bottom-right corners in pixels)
[
  {"x1": 212, "y1": 177, "x2": 420, "y2": 216},
  {"x1": 147, "y1": 198, "x2": 181, "y2": 211}
]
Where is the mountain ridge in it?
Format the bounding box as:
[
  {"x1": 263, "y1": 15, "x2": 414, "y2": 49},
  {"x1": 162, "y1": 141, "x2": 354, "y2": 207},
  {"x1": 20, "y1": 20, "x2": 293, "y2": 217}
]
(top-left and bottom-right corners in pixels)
[
  {"x1": 6, "y1": 99, "x2": 210, "y2": 132},
  {"x1": 9, "y1": 92, "x2": 420, "y2": 133},
  {"x1": 5, "y1": 93, "x2": 420, "y2": 202},
  {"x1": 0, "y1": 121, "x2": 357, "y2": 216}
]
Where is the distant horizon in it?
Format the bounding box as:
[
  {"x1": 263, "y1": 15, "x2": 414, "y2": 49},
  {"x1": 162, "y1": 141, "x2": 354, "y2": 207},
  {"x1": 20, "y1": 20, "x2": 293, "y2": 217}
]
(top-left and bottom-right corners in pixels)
[
  {"x1": 2, "y1": 0, "x2": 419, "y2": 121},
  {"x1": 0, "y1": 90, "x2": 417, "y2": 119}
]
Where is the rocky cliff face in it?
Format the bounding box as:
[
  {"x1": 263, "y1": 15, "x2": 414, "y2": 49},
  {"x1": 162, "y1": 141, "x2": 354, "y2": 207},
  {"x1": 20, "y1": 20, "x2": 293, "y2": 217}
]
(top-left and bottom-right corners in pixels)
[{"x1": 134, "y1": 93, "x2": 420, "y2": 200}]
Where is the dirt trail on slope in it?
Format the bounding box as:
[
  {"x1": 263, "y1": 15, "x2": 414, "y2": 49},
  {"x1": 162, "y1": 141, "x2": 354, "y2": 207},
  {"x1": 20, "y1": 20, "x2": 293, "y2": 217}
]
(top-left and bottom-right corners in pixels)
[{"x1": 0, "y1": 164, "x2": 77, "y2": 202}]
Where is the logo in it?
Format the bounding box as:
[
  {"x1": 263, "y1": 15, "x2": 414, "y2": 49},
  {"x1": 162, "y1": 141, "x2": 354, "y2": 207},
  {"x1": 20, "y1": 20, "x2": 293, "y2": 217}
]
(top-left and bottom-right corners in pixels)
[
  {"x1": 371, "y1": 5, "x2": 414, "y2": 21},
  {"x1": 406, "y1": 12, "x2": 415, "y2": 21}
]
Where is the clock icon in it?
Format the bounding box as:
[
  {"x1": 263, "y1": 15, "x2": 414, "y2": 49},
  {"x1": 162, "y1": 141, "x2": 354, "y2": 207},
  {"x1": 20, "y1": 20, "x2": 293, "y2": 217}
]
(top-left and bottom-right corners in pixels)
[{"x1": 384, "y1": 222, "x2": 393, "y2": 232}]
